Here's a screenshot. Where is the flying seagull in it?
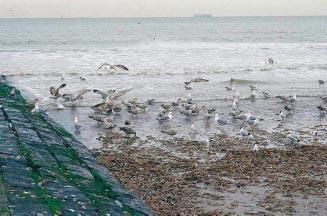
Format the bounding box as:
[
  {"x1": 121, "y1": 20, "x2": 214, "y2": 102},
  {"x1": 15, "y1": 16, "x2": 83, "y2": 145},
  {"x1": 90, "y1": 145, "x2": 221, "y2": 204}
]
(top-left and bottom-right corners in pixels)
[
  {"x1": 98, "y1": 63, "x2": 129, "y2": 72},
  {"x1": 50, "y1": 84, "x2": 66, "y2": 99}
]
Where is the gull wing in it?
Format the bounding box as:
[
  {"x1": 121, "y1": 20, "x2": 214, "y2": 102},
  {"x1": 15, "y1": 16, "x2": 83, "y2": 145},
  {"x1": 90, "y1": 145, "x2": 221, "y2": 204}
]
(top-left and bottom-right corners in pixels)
[
  {"x1": 93, "y1": 89, "x2": 108, "y2": 100},
  {"x1": 114, "y1": 64, "x2": 129, "y2": 71},
  {"x1": 98, "y1": 63, "x2": 110, "y2": 70}
]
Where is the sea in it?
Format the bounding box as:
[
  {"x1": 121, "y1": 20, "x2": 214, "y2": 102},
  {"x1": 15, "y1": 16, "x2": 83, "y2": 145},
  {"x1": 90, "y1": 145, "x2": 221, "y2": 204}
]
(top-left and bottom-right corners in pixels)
[{"x1": 0, "y1": 16, "x2": 326, "y2": 148}]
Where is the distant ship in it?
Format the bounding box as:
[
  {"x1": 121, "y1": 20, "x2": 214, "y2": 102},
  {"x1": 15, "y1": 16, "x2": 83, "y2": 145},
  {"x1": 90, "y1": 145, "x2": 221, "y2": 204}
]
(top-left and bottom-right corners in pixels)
[{"x1": 193, "y1": 14, "x2": 212, "y2": 18}]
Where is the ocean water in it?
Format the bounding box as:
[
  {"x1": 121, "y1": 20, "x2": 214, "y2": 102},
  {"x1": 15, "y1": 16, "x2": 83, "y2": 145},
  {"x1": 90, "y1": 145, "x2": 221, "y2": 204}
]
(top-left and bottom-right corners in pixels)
[{"x1": 0, "y1": 17, "x2": 326, "y2": 148}]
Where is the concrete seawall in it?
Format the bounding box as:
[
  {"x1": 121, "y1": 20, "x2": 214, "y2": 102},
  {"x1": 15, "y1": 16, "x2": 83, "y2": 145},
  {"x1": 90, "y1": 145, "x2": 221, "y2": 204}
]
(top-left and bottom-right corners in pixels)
[{"x1": 0, "y1": 83, "x2": 153, "y2": 216}]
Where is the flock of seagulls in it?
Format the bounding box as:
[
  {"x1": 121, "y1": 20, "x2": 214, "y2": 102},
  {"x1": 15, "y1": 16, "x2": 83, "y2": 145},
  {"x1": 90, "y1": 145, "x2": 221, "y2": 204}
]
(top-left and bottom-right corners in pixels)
[{"x1": 3, "y1": 59, "x2": 326, "y2": 152}]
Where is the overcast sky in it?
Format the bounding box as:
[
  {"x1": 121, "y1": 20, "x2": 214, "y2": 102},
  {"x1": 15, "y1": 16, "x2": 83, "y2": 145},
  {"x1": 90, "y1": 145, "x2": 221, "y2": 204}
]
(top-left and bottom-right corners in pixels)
[{"x1": 0, "y1": 0, "x2": 326, "y2": 18}]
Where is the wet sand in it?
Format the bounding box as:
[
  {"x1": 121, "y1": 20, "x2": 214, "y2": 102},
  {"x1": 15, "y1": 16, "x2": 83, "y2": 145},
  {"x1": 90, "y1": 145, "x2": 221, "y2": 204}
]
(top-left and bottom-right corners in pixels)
[{"x1": 97, "y1": 130, "x2": 327, "y2": 215}]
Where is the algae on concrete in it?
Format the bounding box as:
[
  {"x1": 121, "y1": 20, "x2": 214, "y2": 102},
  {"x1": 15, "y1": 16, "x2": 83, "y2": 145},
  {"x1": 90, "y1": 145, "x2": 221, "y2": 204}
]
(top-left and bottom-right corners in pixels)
[{"x1": 0, "y1": 83, "x2": 153, "y2": 216}]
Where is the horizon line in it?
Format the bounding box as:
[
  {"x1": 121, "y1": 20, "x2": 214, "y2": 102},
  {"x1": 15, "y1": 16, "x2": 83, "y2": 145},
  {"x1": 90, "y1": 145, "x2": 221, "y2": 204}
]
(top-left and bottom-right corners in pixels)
[{"x1": 0, "y1": 15, "x2": 326, "y2": 19}]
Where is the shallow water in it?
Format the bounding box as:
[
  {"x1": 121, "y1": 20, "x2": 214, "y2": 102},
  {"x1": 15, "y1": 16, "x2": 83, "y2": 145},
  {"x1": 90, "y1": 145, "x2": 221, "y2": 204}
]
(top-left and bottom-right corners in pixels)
[{"x1": 1, "y1": 17, "x2": 327, "y2": 148}]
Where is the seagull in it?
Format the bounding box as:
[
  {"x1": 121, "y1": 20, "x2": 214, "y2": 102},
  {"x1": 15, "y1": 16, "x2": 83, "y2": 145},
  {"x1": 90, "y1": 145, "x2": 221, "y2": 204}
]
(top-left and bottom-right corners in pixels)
[
  {"x1": 161, "y1": 104, "x2": 171, "y2": 111},
  {"x1": 93, "y1": 89, "x2": 115, "y2": 101},
  {"x1": 161, "y1": 128, "x2": 178, "y2": 136},
  {"x1": 98, "y1": 63, "x2": 129, "y2": 72},
  {"x1": 88, "y1": 114, "x2": 106, "y2": 124},
  {"x1": 135, "y1": 102, "x2": 148, "y2": 112},
  {"x1": 288, "y1": 93, "x2": 297, "y2": 103},
  {"x1": 91, "y1": 100, "x2": 114, "y2": 113},
  {"x1": 234, "y1": 90, "x2": 240, "y2": 99},
  {"x1": 317, "y1": 105, "x2": 327, "y2": 115},
  {"x1": 74, "y1": 117, "x2": 82, "y2": 132},
  {"x1": 203, "y1": 107, "x2": 216, "y2": 119},
  {"x1": 312, "y1": 131, "x2": 319, "y2": 141},
  {"x1": 103, "y1": 118, "x2": 115, "y2": 130},
  {"x1": 284, "y1": 105, "x2": 294, "y2": 112},
  {"x1": 113, "y1": 105, "x2": 122, "y2": 113},
  {"x1": 252, "y1": 144, "x2": 259, "y2": 152},
  {"x1": 190, "y1": 124, "x2": 198, "y2": 134},
  {"x1": 0, "y1": 75, "x2": 6, "y2": 84},
  {"x1": 119, "y1": 127, "x2": 136, "y2": 137},
  {"x1": 225, "y1": 86, "x2": 235, "y2": 91},
  {"x1": 268, "y1": 58, "x2": 275, "y2": 65},
  {"x1": 215, "y1": 114, "x2": 228, "y2": 125},
  {"x1": 50, "y1": 84, "x2": 66, "y2": 99},
  {"x1": 156, "y1": 112, "x2": 173, "y2": 123},
  {"x1": 10, "y1": 88, "x2": 16, "y2": 97},
  {"x1": 232, "y1": 98, "x2": 238, "y2": 110},
  {"x1": 246, "y1": 113, "x2": 263, "y2": 125},
  {"x1": 109, "y1": 89, "x2": 133, "y2": 100},
  {"x1": 190, "y1": 78, "x2": 209, "y2": 83},
  {"x1": 250, "y1": 85, "x2": 258, "y2": 91},
  {"x1": 286, "y1": 133, "x2": 300, "y2": 144},
  {"x1": 62, "y1": 89, "x2": 91, "y2": 106},
  {"x1": 320, "y1": 96, "x2": 327, "y2": 103},
  {"x1": 146, "y1": 99, "x2": 156, "y2": 105},
  {"x1": 279, "y1": 110, "x2": 288, "y2": 122},
  {"x1": 185, "y1": 84, "x2": 193, "y2": 90},
  {"x1": 276, "y1": 95, "x2": 288, "y2": 103},
  {"x1": 262, "y1": 90, "x2": 271, "y2": 99},
  {"x1": 250, "y1": 90, "x2": 256, "y2": 101},
  {"x1": 240, "y1": 127, "x2": 250, "y2": 139}
]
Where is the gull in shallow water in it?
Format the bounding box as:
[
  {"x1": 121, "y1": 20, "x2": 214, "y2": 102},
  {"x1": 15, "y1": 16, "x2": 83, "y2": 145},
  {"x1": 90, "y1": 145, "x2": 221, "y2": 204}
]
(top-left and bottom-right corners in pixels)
[
  {"x1": 156, "y1": 112, "x2": 173, "y2": 124},
  {"x1": 74, "y1": 117, "x2": 82, "y2": 133},
  {"x1": 286, "y1": 133, "x2": 300, "y2": 144},
  {"x1": 262, "y1": 90, "x2": 271, "y2": 99},
  {"x1": 252, "y1": 144, "x2": 259, "y2": 152},
  {"x1": 287, "y1": 93, "x2": 297, "y2": 103},
  {"x1": 239, "y1": 127, "x2": 250, "y2": 139},
  {"x1": 215, "y1": 114, "x2": 228, "y2": 125},
  {"x1": 98, "y1": 63, "x2": 129, "y2": 72},
  {"x1": 268, "y1": 58, "x2": 275, "y2": 65},
  {"x1": 320, "y1": 96, "x2": 327, "y2": 103},
  {"x1": 50, "y1": 84, "x2": 66, "y2": 99},
  {"x1": 317, "y1": 105, "x2": 327, "y2": 115}
]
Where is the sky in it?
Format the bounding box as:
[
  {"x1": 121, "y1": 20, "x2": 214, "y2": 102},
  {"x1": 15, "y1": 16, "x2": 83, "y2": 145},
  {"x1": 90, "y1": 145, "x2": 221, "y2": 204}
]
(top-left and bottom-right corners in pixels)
[{"x1": 0, "y1": 0, "x2": 326, "y2": 18}]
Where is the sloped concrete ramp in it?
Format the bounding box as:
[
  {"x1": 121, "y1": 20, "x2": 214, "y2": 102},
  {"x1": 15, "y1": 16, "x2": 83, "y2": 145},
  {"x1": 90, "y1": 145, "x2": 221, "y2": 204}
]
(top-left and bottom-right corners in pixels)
[{"x1": 0, "y1": 83, "x2": 153, "y2": 216}]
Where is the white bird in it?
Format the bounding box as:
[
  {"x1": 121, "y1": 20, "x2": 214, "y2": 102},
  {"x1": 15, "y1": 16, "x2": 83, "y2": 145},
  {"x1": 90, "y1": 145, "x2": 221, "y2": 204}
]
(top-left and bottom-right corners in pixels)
[
  {"x1": 252, "y1": 144, "x2": 259, "y2": 152},
  {"x1": 215, "y1": 114, "x2": 228, "y2": 125},
  {"x1": 262, "y1": 90, "x2": 271, "y2": 99},
  {"x1": 288, "y1": 93, "x2": 297, "y2": 103},
  {"x1": 286, "y1": 133, "x2": 300, "y2": 144},
  {"x1": 74, "y1": 117, "x2": 82, "y2": 132},
  {"x1": 98, "y1": 63, "x2": 129, "y2": 72},
  {"x1": 279, "y1": 110, "x2": 288, "y2": 122},
  {"x1": 312, "y1": 131, "x2": 319, "y2": 141},
  {"x1": 246, "y1": 113, "x2": 260, "y2": 125},
  {"x1": 232, "y1": 98, "x2": 238, "y2": 110},
  {"x1": 234, "y1": 90, "x2": 240, "y2": 99},
  {"x1": 240, "y1": 127, "x2": 250, "y2": 139}
]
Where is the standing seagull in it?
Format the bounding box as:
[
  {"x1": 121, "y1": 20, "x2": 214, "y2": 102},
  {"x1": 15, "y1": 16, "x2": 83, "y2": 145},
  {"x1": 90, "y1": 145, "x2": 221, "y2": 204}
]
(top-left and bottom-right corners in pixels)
[{"x1": 98, "y1": 63, "x2": 129, "y2": 72}]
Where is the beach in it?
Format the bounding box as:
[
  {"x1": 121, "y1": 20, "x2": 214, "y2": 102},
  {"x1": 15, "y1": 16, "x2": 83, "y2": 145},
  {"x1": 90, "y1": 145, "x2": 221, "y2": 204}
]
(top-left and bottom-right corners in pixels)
[{"x1": 1, "y1": 17, "x2": 327, "y2": 215}]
